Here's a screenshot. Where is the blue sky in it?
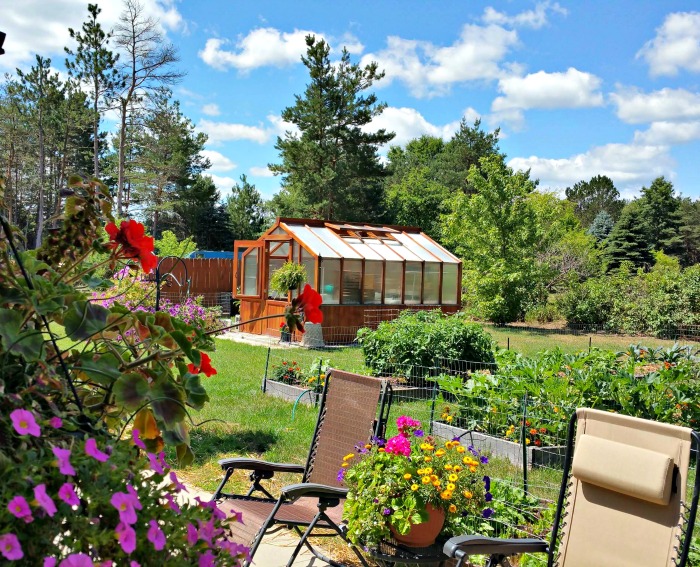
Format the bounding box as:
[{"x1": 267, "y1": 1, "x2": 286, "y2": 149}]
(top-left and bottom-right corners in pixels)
[{"x1": 4, "y1": 1, "x2": 700, "y2": 200}]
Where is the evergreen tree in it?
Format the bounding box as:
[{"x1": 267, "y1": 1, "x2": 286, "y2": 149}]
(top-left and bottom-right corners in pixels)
[
  {"x1": 587, "y1": 210, "x2": 615, "y2": 242},
  {"x1": 605, "y1": 201, "x2": 652, "y2": 270},
  {"x1": 226, "y1": 174, "x2": 270, "y2": 240},
  {"x1": 679, "y1": 198, "x2": 700, "y2": 266},
  {"x1": 173, "y1": 175, "x2": 233, "y2": 250},
  {"x1": 64, "y1": 3, "x2": 120, "y2": 179},
  {"x1": 565, "y1": 175, "x2": 624, "y2": 227},
  {"x1": 639, "y1": 176, "x2": 683, "y2": 257},
  {"x1": 269, "y1": 35, "x2": 394, "y2": 221}
]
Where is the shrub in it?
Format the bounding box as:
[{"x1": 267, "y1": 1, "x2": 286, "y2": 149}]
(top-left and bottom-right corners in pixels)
[
  {"x1": 525, "y1": 304, "x2": 561, "y2": 324},
  {"x1": 357, "y1": 311, "x2": 495, "y2": 379}
]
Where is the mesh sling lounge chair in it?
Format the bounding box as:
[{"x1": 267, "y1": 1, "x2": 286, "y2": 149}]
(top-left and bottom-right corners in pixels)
[
  {"x1": 443, "y1": 408, "x2": 700, "y2": 567},
  {"x1": 212, "y1": 369, "x2": 392, "y2": 567}
]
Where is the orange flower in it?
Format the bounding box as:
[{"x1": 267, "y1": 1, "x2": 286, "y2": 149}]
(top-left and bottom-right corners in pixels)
[
  {"x1": 187, "y1": 352, "x2": 217, "y2": 377},
  {"x1": 105, "y1": 220, "x2": 157, "y2": 274}
]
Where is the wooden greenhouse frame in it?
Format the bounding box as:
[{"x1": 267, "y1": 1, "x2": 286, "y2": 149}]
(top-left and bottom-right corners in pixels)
[{"x1": 233, "y1": 218, "x2": 462, "y2": 337}]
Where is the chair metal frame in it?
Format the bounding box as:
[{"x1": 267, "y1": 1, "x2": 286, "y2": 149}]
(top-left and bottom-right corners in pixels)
[
  {"x1": 443, "y1": 410, "x2": 700, "y2": 567},
  {"x1": 212, "y1": 369, "x2": 393, "y2": 567}
]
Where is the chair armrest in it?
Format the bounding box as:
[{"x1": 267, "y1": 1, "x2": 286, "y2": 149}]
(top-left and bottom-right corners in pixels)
[
  {"x1": 281, "y1": 483, "x2": 348, "y2": 500},
  {"x1": 218, "y1": 457, "x2": 305, "y2": 475},
  {"x1": 443, "y1": 535, "x2": 548, "y2": 558}
]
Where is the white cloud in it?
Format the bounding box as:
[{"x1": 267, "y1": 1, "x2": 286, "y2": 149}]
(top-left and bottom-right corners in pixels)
[
  {"x1": 201, "y1": 150, "x2": 237, "y2": 172},
  {"x1": 197, "y1": 119, "x2": 270, "y2": 144},
  {"x1": 334, "y1": 33, "x2": 364, "y2": 55},
  {"x1": 492, "y1": 68, "x2": 604, "y2": 111},
  {"x1": 637, "y1": 12, "x2": 700, "y2": 77},
  {"x1": 198, "y1": 28, "x2": 318, "y2": 72},
  {"x1": 249, "y1": 166, "x2": 275, "y2": 177},
  {"x1": 633, "y1": 121, "x2": 700, "y2": 145},
  {"x1": 368, "y1": 106, "x2": 479, "y2": 147},
  {"x1": 209, "y1": 174, "x2": 237, "y2": 193},
  {"x1": 611, "y1": 87, "x2": 700, "y2": 123},
  {"x1": 481, "y1": 1, "x2": 567, "y2": 29},
  {"x1": 266, "y1": 113, "x2": 300, "y2": 138},
  {"x1": 1, "y1": 0, "x2": 185, "y2": 71},
  {"x1": 201, "y1": 103, "x2": 221, "y2": 116},
  {"x1": 361, "y1": 24, "x2": 518, "y2": 98},
  {"x1": 508, "y1": 143, "x2": 675, "y2": 193}
]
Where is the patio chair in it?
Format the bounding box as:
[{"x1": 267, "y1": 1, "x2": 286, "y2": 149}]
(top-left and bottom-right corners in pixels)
[
  {"x1": 443, "y1": 408, "x2": 700, "y2": 567},
  {"x1": 212, "y1": 369, "x2": 392, "y2": 567}
]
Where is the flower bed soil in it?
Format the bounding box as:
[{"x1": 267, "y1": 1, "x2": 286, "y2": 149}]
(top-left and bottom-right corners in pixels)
[{"x1": 430, "y1": 421, "x2": 566, "y2": 469}]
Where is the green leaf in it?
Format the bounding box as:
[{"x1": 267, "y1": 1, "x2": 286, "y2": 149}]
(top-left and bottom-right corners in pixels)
[
  {"x1": 0, "y1": 308, "x2": 45, "y2": 361},
  {"x1": 77, "y1": 352, "x2": 122, "y2": 386},
  {"x1": 63, "y1": 300, "x2": 110, "y2": 340},
  {"x1": 150, "y1": 379, "x2": 187, "y2": 425},
  {"x1": 81, "y1": 274, "x2": 113, "y2": 289},
  {"x1": 163, "y1": 420, "x2": 190, "y2": 446},
  {"x1": 176, "y1": 443, "x2": 195, "y2": 467},
  {"x1": 170, "y1": 330, "x2": 197, "y2": 364},
  {"x1": 183, "y1": 374, "x2": 209, "y2": 410},
  {"x1": 114, "y1": 372, "x2": 149, "y2": 410}
]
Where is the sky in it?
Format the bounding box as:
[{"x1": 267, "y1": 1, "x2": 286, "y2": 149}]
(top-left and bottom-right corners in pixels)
[{"x1": 3, "y1": 0, "x2": 700, "y2": 200}]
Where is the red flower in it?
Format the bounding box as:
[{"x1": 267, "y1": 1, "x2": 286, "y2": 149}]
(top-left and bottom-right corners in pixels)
[
  {"x1": 105, "y1": 220, "x2": 158, "y2": 274},
  {"x1": 297, "y1": 284, "x2": 323, "y2": 324},
  {"x1": 534, "y1": 439, "x2": 542, "y2": 446},
  {"x1": 187, "y1": 352, "x2": 217, "y2": 377}
]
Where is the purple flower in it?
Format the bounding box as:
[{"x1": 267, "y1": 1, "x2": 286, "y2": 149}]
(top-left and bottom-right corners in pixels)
[
  {"x1": 49, "y1": 417, "x2": 63, "y2": 429},
  {"x1": 8, "y1": 495, "x2": 33, "y2": 523},
  {"x1": 169, "y1": 471, "x2": 188, "y2": 493},
  {"x1": 485, "y1": 492, "x2": 493, "y2": 502},
  {"x1": 85, "y1": 438, "x2": 109, "y2": 462},
  {"x1": 58, "y1": 483, "x2": 80, "y2": 507},
  {"x1": 199, "y1": 551, "x2": 216, "y2": 567},
  {"x1": 147, "y1": 452, "x2": 165, "y2": 475},
  {"x1": 468, "y1": 445, "x2": 479, "y2": 456},
  {"x1": 147, "y1": 519, "x2": 166, "y2": 551},
  {"x1": 164, "y1": 493, "x2": 181, "y2": 514},
  {"x1": 336, "y1": 468, "x2": 347, "y2": 482},
  {"x1": 414, "y1": 429, "x2": 424, "y2": 437},
  {"x1": 482, "y1": 508, "x2": 494, "y2": 519},
  {"x1": 34, "y1": 484, "x2": 57, "y2": 517},
  {"x1": 59, "y1": 554, "x2": 94, "y2": 567},
  {"x1": 480, "y1": 455, "x2": 489, "y2": 464},
  {"x1": 111, "y1": 492, "x2": 139, "y2": 525},
  {"x1": 187, "y1": 523, "x2": 198, "y2": 546},
  {"x1": 44, "y1": 557, "x2": 57, "y2": 567},
  {"x1": 115, "y1": 522, "x2": 136, "y2": 554},
  {"x1": 52, "y1": 447, "x2": 76, "y2": 476},
  {"x1": 131, "y1": 429, "x2": 147, "y2": 450},
  {"x1": 125, "y1": 484, "x2": 143, "y2": 510},
  {"x1": 382, "y1": 508, "x2": 392, "y2": 516},
  {"x1": 0, "y1": 533, "x2": 23, "y2": 560},
  {"x1": 10, "y1": 409, "x2": 41, "y2": 437},
  {"x1": 483, "y1": 475, "x2": 491, "y2": 491}
]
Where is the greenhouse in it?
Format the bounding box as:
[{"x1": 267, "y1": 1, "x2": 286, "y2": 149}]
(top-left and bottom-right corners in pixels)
[{"x1": 233, "y1": 218, "x2": 462, "y2": 336}]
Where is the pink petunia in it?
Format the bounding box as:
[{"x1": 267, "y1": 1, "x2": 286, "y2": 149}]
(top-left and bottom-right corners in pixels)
[
  {"x1": 219, "y1": 540, "x2": 251, "y2": 562},
  {"x1": 146, "y1": 453, "x2": 165, "y2": 475},
  {"x1": 157, "y1": 452, "x2": 169, "y2": 471},
  {"x1": 186, "y1": 523, "x2": 198, "y2": 546},
  {"x1": 164, "y1": 493, "x2": 180, "y2": 514},
  {"x1": 0, "y1": 533, "x2": 23, "y2": 560},
  {"x1": 7, "y1": 495, "x2": 33, "y2": 523},
  {"x1": 34, "y1": 484, "x2": 57, "y2": 517},
  {"x1": 110, "y1": 492, "x2": 139, "y2": 525},
  {"x1": 44, "y1": 557, "x2": 57, "y2": 567},
  {"x1": 98, "y1": 562, "x2": 113, "y2": 567},
  {"x1": 384, "y1": 434, "x2": 411, "y2": 456},
  {"x1": 125, "y1": 485, "x2": 142, "y2": 510},
  {"x1": 52, "y1": 447, "x2": 76, "y2": 476},
  {"x1": 84, "y1": 438, "x2": 110, "y2": 462},
  {"x1": 197, "y1": 518, "x2": 223, "y2": 545},
  {"x1": 59, "y1": 553, "x2": 94, "y2": 567},
  {"x1": 169, "y1": 471, "x2": 188, "y2": 493},
  {"x1": 131, "y1": 429, "x2": 146, "y2": 451},
  {"x1": 49, "y1": 417, "x2": 63, "y2": 429},
  {"x1": 58, "y1": 483, "x2": 80, "y2": 507},
  {"x1": 147, "y1": 520, "x2": 166, "y2": 551},
  {"x1": 115, "y1": 522, "x2": 136, "y2": 554},
  {"x1": 130, "y1": 563, "x2": 140, "y2": 567},
  {"x1": 10, "y1": 409, "x2": 41, "y2": 437},
  {"x1": 198, "y1": 551, "x2": 216, "y2": 567}
]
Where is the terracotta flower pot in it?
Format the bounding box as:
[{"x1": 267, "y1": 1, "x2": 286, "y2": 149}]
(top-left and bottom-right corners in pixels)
[{"x1": 390, "y1": 504, "x2": 445, "y2": 547}]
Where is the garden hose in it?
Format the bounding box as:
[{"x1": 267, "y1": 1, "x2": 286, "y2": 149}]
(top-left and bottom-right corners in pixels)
[{"x1": 290, "y1": 389, "x2": 314, "y2": 421}]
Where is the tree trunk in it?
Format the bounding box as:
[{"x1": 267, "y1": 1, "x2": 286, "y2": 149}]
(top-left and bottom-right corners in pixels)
[
  {"x1": 93, "y1": 77, "x2": 99, "y2": 178},
  {"x1": 117, "y1": 98, "x2": 127, "y2": 216},
  {"x1": 35, "y1": 109, "x2": 45, "y2": 248}
]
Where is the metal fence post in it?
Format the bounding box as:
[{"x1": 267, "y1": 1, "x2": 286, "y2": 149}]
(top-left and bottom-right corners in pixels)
[
  {"x1": 428, "y1": 357, "x2": 439, "y2": 436},
  {"x1": 521, "y1": 393, "x2": 529, "y2": 496},
  {"x1": 262, "y1": 345, "x2": 271, "y2": 393}
]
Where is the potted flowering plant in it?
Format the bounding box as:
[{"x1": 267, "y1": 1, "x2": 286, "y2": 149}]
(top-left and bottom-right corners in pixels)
[
  {"x1": 270, "y1": 261, "x2": 307, "y2": 295},
  {"x1": 280, "y1": 321, "x2": 291, "y2": 342},
  {"x1": 341, "y1": 416, "x2": 493, "y2": 549}
]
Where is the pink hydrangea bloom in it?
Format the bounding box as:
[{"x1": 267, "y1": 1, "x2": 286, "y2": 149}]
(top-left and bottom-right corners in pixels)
[
  {"x1": 384, "y1": 434, "x2": 411, "y2": 456},
  {"x1": 8, "y1": 495, "x2": 33, "y2": 523},
  {"x1": 34, "y1": 484, "x2": 57, "y2": 517},
  {"x1": 147, "y1": 520, "x2": 166, "y2": 551},
  {"x1": 131, "y1": 429, "x2": 146, "y2": 451},
  {"x1": 110, "y1": 492, "x2": 139, "y2": 525},
  {"x1": 49, "y1": 417, "x2": 63, "y2": 429},
  {"x1": 115, "y1": 522, "x2": 137, "y2": 554},
  {"x1": 10, "y1": 409, "x2": 41, "y2": 437},
  {"x1": 84, "y1": 438, "x2": 110, "y2": 462},
  {"x1": 58, "y1": 483, "x2": 80, "y2": 507},
  {"x1": 0, "y1": 533, "x2": 23, "y2": 560},
  {"x1": 59, "y1": 554, "x2": 94, "y2": 567},
  {"x1": 52, "y1": 447, "x2": 76, "y2": 476},
  {"x1": 396, "y1": 415, "x2": 421, "y2": 436}
]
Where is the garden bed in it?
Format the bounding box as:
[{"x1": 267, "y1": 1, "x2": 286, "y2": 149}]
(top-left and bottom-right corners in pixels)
[
  {"x1": 430, "y1": 421, "x2": 566, "y2": 469},
  {"x1": 264, "y1": 379, "x2": 321, "y2": 406}
]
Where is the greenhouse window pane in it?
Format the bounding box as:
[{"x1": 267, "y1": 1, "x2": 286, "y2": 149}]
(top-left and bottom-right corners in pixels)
[
  {"x1": 423, "y1": 263, "x2": 440, "y2": 304},
  {"x1": 384, "y1": 262, "x2": 403, "y2": 305},
  {"x1": 320, "y1": 259, "x2": 340, "y2": 305},
  {"x1": 267, "y1": 257, "x2": 286, "y2": 300},
  {"x1": 442, "y1": 263, "x2": 459, "y2": 305},
  {"x1": 363, "y1": 261, "x2": 383, "y2": 304},
  {"x1": 243, "y1": 249, "x2": 258, "y2": 296},
  {"x1": 404, "y1": 262, "x2": 422, "y2": 305},
  {"x1": 342, "y1": 260, "x2": 362, "y2": 304}
]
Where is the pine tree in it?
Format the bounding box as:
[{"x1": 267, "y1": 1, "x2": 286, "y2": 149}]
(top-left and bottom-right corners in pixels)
[
  {"x1": 226, "y1": 174, "x2": 270, "y2": 240},
  {"x1": 639, "y1": 176, "x2": 683, "y2": 257},
  {"x1": 587, "y1": 210, "x2": 615, "y2": 242},
  {"x1": 565, "y1": 175, "x2": 624, "y2": 227},
  {"x1": 269, "y1": 35, "x2": 394, "y2": 221},
  {"x1": 605, "y1": 201, "x2": 652, "y2": 270}
]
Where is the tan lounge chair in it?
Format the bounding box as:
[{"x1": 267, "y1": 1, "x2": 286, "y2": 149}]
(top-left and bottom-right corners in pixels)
[
  {"x1": 443, "y1": 408, "x2": 700, "y2": 566},
  {"x1": 212, "y1": 369, "x2": 392, "y2": 567}
]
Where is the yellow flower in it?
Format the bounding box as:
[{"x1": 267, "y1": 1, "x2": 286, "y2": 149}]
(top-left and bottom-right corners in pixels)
[
  {"x1": 469, "y1": 466, "x2": 477, "y2": 473},
  {"x1": 420, "y1": 443, "x2": 434, "y2": 452},
  {"x1": 440, "y1": 490, "x2": 453, "y2": 500},
  {"x1": 449, "y1": 474, "x2": 458, "y2": 482},
  {"x1": 445, "y1": 441, "x2": 453, "y2": 449},
  {"x1": 424, "y1": 456, "x2": 432, "y2": 463},
  {"x1": 441, "y1": 413, "x2": 448, "y2": 420},
  {"x1": 525, "y1": 438, "x2": 531, "y2": 445},
  {"x1": 424, "y1": 467, "x2": 433, "y2": 475},
  {"x1": 343, "y1": 453, "x2": 355, "y2": 461},
  {"x1": 448, "y1": 504, "x2": 457, "y2": 513},
  {"x1": 463, "y1": 491, "x2": 473, "y2": 499},
  {"x1": 417, "y1": 468, "x2": 425, "y2": 475},
  {"x1": 430, "y1": 474, "x2": 438, "y2": 481},
  {"x1": 446, "y1": 416, "x2": 454, "y2": 423},
  {"x1": 453, "y1": 466, "x2": 462, "y2": 473},
  {"x1": 422, "y1": 476, "x2": 431, "y2": 484},
  {"x1": 403, "y1": 473, "x2": 412, "y2": 480},
  {"x1": 341, "y1": 462, "x2": 349, "y2": 468},
  {"x1": 378, "y1": 448, "x2": 386, "y2": 452},
  {"x1": 435, "y1": 449, "x2": 446, "y2": 457},
  {"x1": 456, "y1": 446, "x2": 465, "y2": 453},
  {"x1": 364, "y1": 444, "x2": 372, "y2": 449},
  {"x1": 411, "y1": 484, "x2": 419, "y2": 491},
  {"x1": 505, "y1": 429, "x2": 512, "y2": 436},
  {"x1": 444, "y1": 464, "x2": 453, "y2": 471},
  {"x1": 433, "y1": 481, "x2": 441, "y2": 488},
  {"x1": 446, "y1": 483, "x2": 456, "y2": 491}
]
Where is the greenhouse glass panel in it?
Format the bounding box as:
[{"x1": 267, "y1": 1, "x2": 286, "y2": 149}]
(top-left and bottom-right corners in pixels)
[
  {"x1": 384, "y1": 262, "x2": 403, "y2": 305},
  {"x1": 320, "y1": 259, "x2": 340, "y2": 304},
  {"x1": 442, "y1": 263, "x2": 459, "y2": 305},
  {"x1": 342, "y1": 260, "x2": 362, "y2": 304},
  {"x1": 363, "y1": 261, "x2": 383, "y2": 304},
  {"x1": 404, "y1": 262, "x2": 422, "y2": 305},
  {"x1": 243, "y1": 249, "x2": 258, "y2": 295},
  {"x1": 423, "y1": 263, "x2": 440, "y2": 304}
]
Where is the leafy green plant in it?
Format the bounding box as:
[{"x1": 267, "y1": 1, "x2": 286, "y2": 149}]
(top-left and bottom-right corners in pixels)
[
  {"x1": 270, "y1": 360, "x2": 302, "y2": 384},
  {"x1": 342, "y1": 415, "x2": 492, "y2": 549},
  {"x1": 269, "y1": 261, "x2": 307, "y2": 294}
]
